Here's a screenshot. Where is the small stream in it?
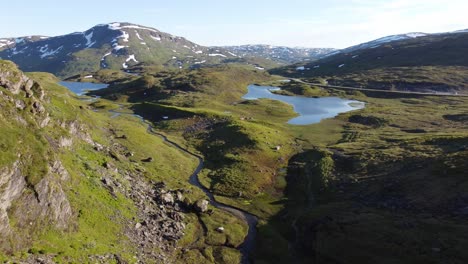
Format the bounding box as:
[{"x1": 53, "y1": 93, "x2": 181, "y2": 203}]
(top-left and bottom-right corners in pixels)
[{"x1": 110, "y1": 109, "x2": 259, "y2": 264}]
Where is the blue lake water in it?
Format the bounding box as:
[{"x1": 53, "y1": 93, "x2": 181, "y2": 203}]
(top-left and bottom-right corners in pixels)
[
  {"x1": 243, "y1": 85, "x2": 365, "y2": 125},
  {"x1": 59, "y1": 81, "x2": 108, "y2": 95}
]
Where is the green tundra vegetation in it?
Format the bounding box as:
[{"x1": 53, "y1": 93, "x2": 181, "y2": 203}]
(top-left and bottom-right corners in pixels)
[
  {"x1": 2, "y1": 57, "x2": 468, "y2": 263},
  {"x1": 90, "y1": 62, "x2": 468, "y2": 263}
]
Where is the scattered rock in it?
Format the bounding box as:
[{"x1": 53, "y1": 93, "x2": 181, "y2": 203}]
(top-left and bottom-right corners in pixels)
[
  {"x1": 176, "y1": 191, "x2": 184, "y2": 202},
  {"x1": 93, "y1": 143, "x2": 105, "y2": 152},
  {"x1": 15, "y1": 100, "x2": 26, "y2": 110},
  {"x1": 216, "y1": 226, "x2": 225, "y2": 233},
  {"x1": 160, "y1": 193, "x2": 174, "y2": 204},
  {"x1": 32, "y1": 101, "x2": 45, "y2": 113},
  {"x1": 194, "y1": 199, "x2": 209, "y2": 213},
  {"x1": 59, "y1": 137, "x2": 73, "y2": 148},
  {"x1": 141, "y1": 157, "x2": 153, "y2": 162}
]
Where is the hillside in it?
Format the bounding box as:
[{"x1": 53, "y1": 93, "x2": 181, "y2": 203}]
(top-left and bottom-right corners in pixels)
[
  {"x1": 0, "y1": 23, "x2": 240, "y2": 78},
  {"x1": 0, "y1": 60, "x2": 255, "y2": 263},
  {"x1": 271, "y1": 30, "x2": 468, "y2": 93}
]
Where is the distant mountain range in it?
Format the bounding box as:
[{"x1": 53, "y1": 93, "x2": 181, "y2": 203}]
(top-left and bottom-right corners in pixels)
[
  {"x1": 0, "y1": 23, "x2": 242, "y2": 77},
  {"x1": 3, "y1": 22, "x2": 468, "y2": 83},
  {"x1": 0, "y1": 23, "x2": 335, "y2": 78},
  {"x1": 219, "y1": 45, "x2": 335, "y2": 64}
]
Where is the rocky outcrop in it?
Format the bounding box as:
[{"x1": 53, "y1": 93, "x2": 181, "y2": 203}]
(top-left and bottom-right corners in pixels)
[
  {"x1": 0, "y1": 161, "x2": 26, "y2": 236},
  {"x1": 0, "y1": 160, "x2": 72, "y2": 251},
  {"x1": 0, "y1": 60, "x2": 44, "y2": 99},
  {"x1": 0, "y1": 60, "x2": 48, "y2": 130}
]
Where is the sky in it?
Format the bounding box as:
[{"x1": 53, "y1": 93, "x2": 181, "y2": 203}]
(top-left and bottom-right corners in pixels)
[{"x1": 2, "y1": 0, "x2": 468, "y2": 48}]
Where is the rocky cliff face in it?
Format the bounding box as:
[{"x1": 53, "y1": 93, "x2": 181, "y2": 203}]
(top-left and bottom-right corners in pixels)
[{"x1": 0, "y1": 61, "x2": 73, "y2": 251}]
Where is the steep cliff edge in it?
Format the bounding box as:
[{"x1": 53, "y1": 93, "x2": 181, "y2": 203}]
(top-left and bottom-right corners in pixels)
[{"x1": 0, "y1": 61, "x2": 72, "y2": 250}]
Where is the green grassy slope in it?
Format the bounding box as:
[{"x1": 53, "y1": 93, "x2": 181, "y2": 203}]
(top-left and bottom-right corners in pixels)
[{"x1": 2, "y1": 61, "x2": 252, "y2": 263}]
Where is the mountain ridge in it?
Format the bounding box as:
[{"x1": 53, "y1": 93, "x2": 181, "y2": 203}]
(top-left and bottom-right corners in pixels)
[
  {"x1": 270, "y1": 28, "x2": 468, "y2": 94},
  {"x1": 0, "y1": 22, "x2": 338, "y2": 78},
  {"x1": 0, "y1": 22, "x2": 240, "y2": 78}
]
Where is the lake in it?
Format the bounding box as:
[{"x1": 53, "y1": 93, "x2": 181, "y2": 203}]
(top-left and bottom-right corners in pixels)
[
  {"x1": 59, "y1": 81, "x2": 108, "y2": 95},
  {"x1": 243, "y1": 85, "x2": 365, "y2": 125}
]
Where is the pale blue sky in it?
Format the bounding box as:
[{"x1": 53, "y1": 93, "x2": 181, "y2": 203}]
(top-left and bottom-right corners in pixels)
[{"x1": 3, "y1": 0, "x2": 468, "y2": 48}]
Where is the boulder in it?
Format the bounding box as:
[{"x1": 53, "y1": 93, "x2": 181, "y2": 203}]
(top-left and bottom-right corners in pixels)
[
  {"x1": 176, "y1": 191, "x2": 184, "y2": 202},
  {"x1": 194, "y1": 199, "x2": 209, "y2": 213},
  {"x1": 161, "y1": 193, "x2": 174, "y2": 204},
  {"x1": 141, "y1": 157, "x2": 153, "y2": 162}
]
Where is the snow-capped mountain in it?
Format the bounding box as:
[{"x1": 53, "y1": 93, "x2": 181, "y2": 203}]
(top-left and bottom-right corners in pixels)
[
  {"x1": 220, "y1": 45, "x2": 335, "y2": 63},
  {"x1": 0, "y1": 23, "x2": 237, "y2": 77},
  {"x1": 271, "y1": 29, "x2": 468, "y2": 78},
  {"x1": 336, "y1": 32, "x2": 428, "y2": 54}
]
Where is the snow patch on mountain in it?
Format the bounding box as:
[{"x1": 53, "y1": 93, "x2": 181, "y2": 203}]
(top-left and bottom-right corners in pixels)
[
  {"x1": 11, "y1": 46, "x2": 28, "y2": 55},
  {"x1": 84, "y1": 31, "x2": 96, "y2": 48},
  {"x1": 120, "y1": 31, "x2": 130, "y2": 42},
  {"x1": 107, "y1": 23, "x2": 160, "y2": 34},
  {"x1": 126, "y1": 54, "x2": 138, "y2": 63},
  {"x1": 108, "y1": 23, "x2": 122, "y2": 30},
  {"x1": 123, "y1": 54, "x2": 138, "y2": 68},
  {"x1": 150, "y1": 35, "x2": 161, "y2": 41},
  {"x1": 209, "y1": 53, "x2": 227, "y2": 58},
  {"x1": 135, "y1": 31, "x2": 143, "y2": 41},
  {"x1": 101, "y1": 52, "x2": 112, "y2": 61},
  {"x1": 40, "y1": 46, "x2": 63, "y2": 59},
  {"x1": 113, "y1": 44, "x2": 128, "y2": 51}
]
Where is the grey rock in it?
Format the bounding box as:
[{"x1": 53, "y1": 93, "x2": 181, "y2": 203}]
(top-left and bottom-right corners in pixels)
[
  {"x1": 15, "y1": 100, "x2": 25, "y2": 110},
  {"x1": 194, "y1": 199, "x2": 209, "y2": 213},
  {"x1": 160, "y1": 193, "x2": 174, "y2": 204}
]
